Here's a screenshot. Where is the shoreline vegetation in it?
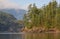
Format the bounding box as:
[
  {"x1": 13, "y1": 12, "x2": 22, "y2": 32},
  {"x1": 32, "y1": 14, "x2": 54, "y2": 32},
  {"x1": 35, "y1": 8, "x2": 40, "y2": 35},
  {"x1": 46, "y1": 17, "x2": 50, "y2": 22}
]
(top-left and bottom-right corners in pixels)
[{"x1": 23, "y1": 0, "x2": 60, "y2": 33}]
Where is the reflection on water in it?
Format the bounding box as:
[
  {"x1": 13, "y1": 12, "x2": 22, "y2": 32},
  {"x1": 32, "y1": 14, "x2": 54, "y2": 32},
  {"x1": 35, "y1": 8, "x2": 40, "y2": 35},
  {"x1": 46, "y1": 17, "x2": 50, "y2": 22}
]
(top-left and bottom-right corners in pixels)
[
  {"x1": 0, "y1": 34, "x2": 24, "y2": 39},
  {"x1": 0, "y1": 33, "x2": 60, "y2": 39},
  {"x1": 25, "y1": 33, "x2": 60, "y2": 39}
]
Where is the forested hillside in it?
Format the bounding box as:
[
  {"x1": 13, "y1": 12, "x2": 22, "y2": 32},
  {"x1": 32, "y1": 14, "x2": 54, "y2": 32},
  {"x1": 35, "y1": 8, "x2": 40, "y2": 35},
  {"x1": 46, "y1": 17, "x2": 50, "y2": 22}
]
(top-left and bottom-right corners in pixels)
[
  {"x1": 24, "y1": 1, "x2": 60, "y2": 32},
  {"x1": 0, "y1": 11, "x2": 23, "y2": 32}
]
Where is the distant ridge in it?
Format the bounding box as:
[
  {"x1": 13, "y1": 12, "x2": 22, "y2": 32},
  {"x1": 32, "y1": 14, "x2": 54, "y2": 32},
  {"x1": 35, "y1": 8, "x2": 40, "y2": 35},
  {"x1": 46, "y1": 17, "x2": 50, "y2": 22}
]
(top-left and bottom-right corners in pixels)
[{"x1": 0, "y1": 9, "x2": 26, "y2": 20}]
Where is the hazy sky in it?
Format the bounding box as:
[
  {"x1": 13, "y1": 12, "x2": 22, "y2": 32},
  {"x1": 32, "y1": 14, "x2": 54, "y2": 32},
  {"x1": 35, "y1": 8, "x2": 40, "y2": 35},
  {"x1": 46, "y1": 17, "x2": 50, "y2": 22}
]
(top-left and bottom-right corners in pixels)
[{"x1": 0, "y1": 0, "x2": 60, "y2": 10}]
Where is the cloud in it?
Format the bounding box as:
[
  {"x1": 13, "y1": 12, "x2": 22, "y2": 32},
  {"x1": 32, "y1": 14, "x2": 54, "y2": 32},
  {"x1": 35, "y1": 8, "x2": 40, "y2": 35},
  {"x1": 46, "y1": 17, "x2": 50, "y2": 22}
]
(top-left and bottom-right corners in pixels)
[{"x1": 0, "y1": 0, "x2": 23, "y2": 9}]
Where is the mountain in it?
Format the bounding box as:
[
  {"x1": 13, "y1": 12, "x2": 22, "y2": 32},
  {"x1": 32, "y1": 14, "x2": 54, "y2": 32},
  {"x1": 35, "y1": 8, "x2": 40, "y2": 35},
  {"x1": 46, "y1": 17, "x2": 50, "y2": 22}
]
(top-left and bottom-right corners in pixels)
[
  {"x1": 0, "y1": 11, "x2": 24, "y2": 32},
  {"x1": 0, "y1": 11, "x2": 16, "y2": 32},
  {"x1": 0, "y1": 9, "x2": 26, "y2": 20}
]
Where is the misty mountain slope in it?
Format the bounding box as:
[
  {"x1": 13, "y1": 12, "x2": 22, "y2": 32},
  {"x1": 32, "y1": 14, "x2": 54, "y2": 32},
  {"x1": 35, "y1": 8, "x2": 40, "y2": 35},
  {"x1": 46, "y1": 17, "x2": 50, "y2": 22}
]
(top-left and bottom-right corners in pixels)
[{"x1": 0, "y1": 9, "x2": 26, "y2": 20}]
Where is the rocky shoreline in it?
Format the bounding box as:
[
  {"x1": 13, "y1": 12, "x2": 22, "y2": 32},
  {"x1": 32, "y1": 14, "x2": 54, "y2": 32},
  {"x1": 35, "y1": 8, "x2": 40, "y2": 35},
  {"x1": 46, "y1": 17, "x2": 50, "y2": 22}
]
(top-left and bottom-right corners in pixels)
[{"x1": 21, "y1": 27, "x2": 60, "y2": 33}]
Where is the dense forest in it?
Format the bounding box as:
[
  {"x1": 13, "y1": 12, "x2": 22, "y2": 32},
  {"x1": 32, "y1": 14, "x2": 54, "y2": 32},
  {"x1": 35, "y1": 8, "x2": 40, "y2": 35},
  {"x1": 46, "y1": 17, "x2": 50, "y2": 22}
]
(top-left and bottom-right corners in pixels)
[
  {"x1": 24, "y1": 0, "x2": 60, "y2": 32},
  {"x1": 0, "y1": 11, "x2": 23, "y2": 32},
  {"x1": 0, "y1": 0, "x2": 60, "y2": 33}
]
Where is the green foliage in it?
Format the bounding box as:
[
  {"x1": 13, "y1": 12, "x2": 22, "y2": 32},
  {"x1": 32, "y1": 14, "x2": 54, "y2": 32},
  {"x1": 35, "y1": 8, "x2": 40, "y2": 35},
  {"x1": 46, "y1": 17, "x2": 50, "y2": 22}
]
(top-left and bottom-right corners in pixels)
[{"x1": 24, "y1": 0, "x2": 60, "y2": 29}]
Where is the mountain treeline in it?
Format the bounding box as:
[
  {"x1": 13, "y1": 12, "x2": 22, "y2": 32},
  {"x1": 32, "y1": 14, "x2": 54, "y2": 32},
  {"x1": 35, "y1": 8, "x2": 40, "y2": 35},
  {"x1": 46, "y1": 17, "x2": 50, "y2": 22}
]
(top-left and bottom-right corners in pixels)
[{"x1": 24, "y1": 0, "x2": 60, "y2": 30}]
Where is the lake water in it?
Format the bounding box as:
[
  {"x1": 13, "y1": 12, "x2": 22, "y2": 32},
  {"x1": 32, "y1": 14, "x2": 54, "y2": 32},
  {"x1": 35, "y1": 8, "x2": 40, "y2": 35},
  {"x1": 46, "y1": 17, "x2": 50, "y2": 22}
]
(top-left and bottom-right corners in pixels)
[{"x1": 0, "y1": 33, "x2": 60, "y2": 39}]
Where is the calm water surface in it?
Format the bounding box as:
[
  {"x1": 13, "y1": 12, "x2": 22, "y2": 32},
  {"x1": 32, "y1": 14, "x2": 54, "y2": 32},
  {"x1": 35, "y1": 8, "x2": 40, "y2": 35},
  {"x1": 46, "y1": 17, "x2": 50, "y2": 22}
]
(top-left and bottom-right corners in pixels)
[{"x1": 0, "y1": 33, "x2": 60, "y2": 39}]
